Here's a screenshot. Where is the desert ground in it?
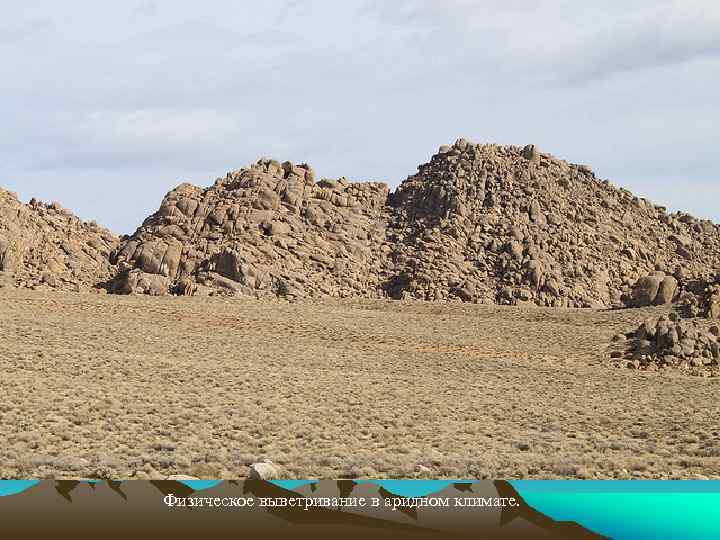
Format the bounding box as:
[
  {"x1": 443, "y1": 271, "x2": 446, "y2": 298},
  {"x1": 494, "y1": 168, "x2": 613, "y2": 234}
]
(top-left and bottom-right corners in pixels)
[{"x1": 1, "y1": 287, "x2": 719, "y2": 480}]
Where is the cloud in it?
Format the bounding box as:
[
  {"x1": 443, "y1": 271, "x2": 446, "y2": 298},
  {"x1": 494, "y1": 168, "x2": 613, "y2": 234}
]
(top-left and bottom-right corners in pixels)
[
  {"x1": 0, "y1": 0, "x2": 718, "y2": 233},
  {"x1": 361, "y1": 0, "x2": 720, "y2": 85}
]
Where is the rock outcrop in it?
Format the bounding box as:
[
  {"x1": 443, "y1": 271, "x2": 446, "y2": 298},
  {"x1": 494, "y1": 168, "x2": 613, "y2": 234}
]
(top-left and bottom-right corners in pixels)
[
  {"x1": 610, "y1": 315, "x2": 720, "y2": 375},
  {"x1": 109, "y1": 159, "x2": 390, "y2": 299},
  {"x1": 677, "y1": 274, "x2": 720, "y2": 319},
  {"x1": 0, "y1": 188, "x2": 118, "y2": 290},
  {"x1": 386, "y1": 140, "x2": 720, "y2": 307},
  {"x1": 4, "y1": 138, "x2": 719, "y2": 310}
]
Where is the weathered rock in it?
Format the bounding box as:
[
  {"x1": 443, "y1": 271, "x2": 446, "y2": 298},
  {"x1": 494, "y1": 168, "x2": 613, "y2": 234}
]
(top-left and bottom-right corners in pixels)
[
  {"x1": 0, "y1": 188, "x2": 118, "y2": 290},
  {"x1": 6, "y1": 138, "x2": 719, "y2": 309},
  {"x1": 247, "y1": 461, "x2": 279, "y2": 480},
  {"x1": 614, "y1": 316, "x2": 720, "y2": 374},
  {"x1": 631, "y1": 275, "x2": 663, "y2": 307},
  {"x1": 522, "y1": 144, "x2": 540, "y2": 161},
  {"x1": 109, "y1": 159, "x2": 390, "y2": 300},
  {"x1": 654, "y1": 276, "x2": 678, "y2": 305},
  {"x1": 386, "y1": 140, "x2": 720, "y2": 308},
  {"x1": 710, "y1": 297, "x2": 720, "y2": 319},
  {"x1": 678, "y1": 276, "x2": 720, "y2": 319},
  {"x1": 174, "y1": 278, "x2": 198, "y2": 296},
  {"x1": 112, "y1": 269, "x2": 169, "y2": 296}
]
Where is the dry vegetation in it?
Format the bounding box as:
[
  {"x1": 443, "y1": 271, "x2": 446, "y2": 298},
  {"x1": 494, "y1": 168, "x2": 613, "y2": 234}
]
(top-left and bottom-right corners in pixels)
[{"x1": 2, "y1": 287, "x2": 720, "y2": 480}]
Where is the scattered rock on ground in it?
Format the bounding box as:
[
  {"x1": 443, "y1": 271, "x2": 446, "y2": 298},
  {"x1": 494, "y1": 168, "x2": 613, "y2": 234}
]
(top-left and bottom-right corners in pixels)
[{"x1": 609, "y1": 314, "x2": 720, "y2": 375}]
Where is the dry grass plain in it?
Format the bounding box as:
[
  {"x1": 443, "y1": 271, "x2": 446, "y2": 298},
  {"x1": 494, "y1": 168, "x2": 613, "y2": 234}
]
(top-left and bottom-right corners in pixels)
[{"x1": 2, "y1": 287, "x2": 720, "y2": 480}]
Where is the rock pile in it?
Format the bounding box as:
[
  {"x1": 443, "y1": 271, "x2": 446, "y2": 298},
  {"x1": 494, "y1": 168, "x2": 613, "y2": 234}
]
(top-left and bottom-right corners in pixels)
[
  {"x1": 610, "y1": 315, "x2": 720, "y2": 375},
  {"x1": 676, "y1": 274, "x2": 720, "y2": 319},
  {"x1": 4, "y1": 138, "x2": 720, "y2": 308},
  {"x1": 387, "y1": 139, "x2": 720, "y2": 307},
  {"x1": 0, "y1": 188, "x2": 118, "y2": 290},
  {"x1": 109, "y1": 159, "x2": 390, "y2": 298}
]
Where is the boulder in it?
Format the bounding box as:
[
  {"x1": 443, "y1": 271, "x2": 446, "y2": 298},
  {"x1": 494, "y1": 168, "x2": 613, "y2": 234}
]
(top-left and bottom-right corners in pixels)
[
  {"x1": 654, "y1": 276, "x2": 678, "y2": 305},
  {"x1": 631, "y1": 275, "x2": 663, "y2": 307},
  {"x1": 247, "y1": 461, "x2": 279, "y2": 480},
  {"x1": 112, "y1": 269, "x2": 169, "y2": 296},
  {"x1": 522, "y1": 144, "x2": 539, "y2": 161}
]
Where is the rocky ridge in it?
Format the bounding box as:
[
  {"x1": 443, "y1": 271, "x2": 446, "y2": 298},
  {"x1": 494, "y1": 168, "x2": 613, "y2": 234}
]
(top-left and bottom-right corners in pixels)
[
  {"x1": 109, "y1": 159, "x2": 390, "y2": 299},
  {"x1": 0, "y1": 188, "x2": 118, "y2": 291},
  {"x1": 2, "y1": 139, "x2": 719, "y2": 317}
]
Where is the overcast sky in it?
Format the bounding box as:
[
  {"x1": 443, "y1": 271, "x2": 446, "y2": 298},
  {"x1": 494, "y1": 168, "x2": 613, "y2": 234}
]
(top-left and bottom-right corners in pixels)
[{"x1": 1, "y1": 1, "x2": 718, "y2": 234}]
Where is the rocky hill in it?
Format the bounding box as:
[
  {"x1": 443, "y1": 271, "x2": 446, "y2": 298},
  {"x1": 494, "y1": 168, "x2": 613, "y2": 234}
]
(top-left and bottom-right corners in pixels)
[
  {"x1": 109, "y1": 159, "x2": 390, "y2": 299},
  {"x1": 108, "y1": 139, "x2": 720, "y2": 312},
  {"x1": 387, "y1": 140, "x2": 720, "y2": 308},
  {"x1": 2, "y1": 139, "x2": 718, "y2": 314},
  {"x1": 0, "y1": 188, "x2": 118, "y2": 290}
]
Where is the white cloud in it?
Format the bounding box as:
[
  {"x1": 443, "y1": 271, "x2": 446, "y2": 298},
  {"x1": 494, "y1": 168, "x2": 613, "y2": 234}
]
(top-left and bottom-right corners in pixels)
[{"x1": 0, "y1": 0, "x2": 718, "y2": 232}]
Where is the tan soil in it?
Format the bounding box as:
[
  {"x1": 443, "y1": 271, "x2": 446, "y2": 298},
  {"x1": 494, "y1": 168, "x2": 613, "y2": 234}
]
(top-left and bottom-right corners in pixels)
[{"x1": 1, "y1": 288, "x2": 719, "y2": 480}]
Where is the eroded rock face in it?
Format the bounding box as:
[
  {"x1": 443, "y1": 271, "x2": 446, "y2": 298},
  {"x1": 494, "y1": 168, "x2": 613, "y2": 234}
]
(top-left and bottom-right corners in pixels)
[
  {"x1": 109, "y1": 160, "x2": 390, "y2": 299},
  {"x1": 0, "y1": 189, "x2": 118, "y2": 291}
]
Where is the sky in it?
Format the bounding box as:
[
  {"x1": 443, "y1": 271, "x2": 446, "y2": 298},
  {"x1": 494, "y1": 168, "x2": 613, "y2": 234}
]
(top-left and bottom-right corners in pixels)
[{"x1": 1, "y1": 0, "x2": 718, "y2": 234}]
